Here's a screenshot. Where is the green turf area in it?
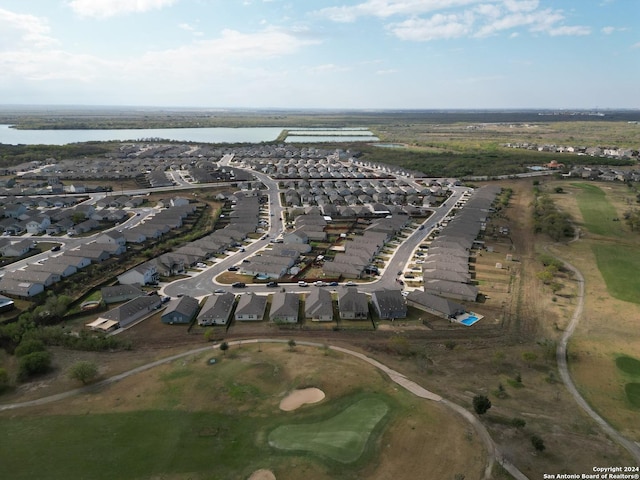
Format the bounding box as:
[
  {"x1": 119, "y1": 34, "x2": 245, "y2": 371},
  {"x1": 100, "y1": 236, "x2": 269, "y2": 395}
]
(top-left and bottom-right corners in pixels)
[
  {"x1": 571, "y1": 183, "x2": 624, "y2": 237},
  {"x1": 0, "y1": 410, "x2": 265, "y2": 480},
  {"x1": 616, "y1": 356, "x2": 640, "y2": 376},
  {"x1": 592, "y1": 244, "x2": 640, "y2": 304},
  {"x1": 268, "y1": 396, "x2": 389, "y2": 463},
  {"x1": 624, "y1": 383, "x2": 640, "y2": 408}
]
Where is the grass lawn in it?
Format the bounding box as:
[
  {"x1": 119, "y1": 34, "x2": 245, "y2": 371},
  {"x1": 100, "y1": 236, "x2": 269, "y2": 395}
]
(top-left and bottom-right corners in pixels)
[
  {"x1": 616, "y1": 355, "x2": 640, "y2": 376},
  {"x1": 592, "y1": 244, "x2": 640, "y2": 304},
  {"x1": 571, "y1": 182, "x2": 625, "y2": 237},
  {"x1": 624, "y1": 383, "x2": 640, "y2": 408},
  {"x1": 0, "y1": 410, "x2": 265, "y2": 480},
  {"x1": 268, "y1": 395, "x2": 389, "y2": 463}
]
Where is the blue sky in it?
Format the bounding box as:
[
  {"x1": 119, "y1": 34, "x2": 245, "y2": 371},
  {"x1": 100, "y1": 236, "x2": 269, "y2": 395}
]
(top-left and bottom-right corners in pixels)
[{"x1": 0, "y1": 0, "x2": 638, "y2": 109}]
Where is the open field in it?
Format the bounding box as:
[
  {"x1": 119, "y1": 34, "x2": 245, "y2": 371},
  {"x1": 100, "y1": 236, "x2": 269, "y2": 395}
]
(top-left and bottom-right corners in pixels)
[
  {"x1": 0, "y1": 344, "x2": 486, "y2": 480},
  {"x1": 546, "y1": 180, "x2": 640, "y2": 440}
]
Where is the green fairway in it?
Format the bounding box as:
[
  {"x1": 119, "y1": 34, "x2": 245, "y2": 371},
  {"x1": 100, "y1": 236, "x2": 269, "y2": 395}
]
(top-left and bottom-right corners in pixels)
[
  {"x1": 571, "y1": 183, "x2": 624, "y2": 237},
  {"x1": 616, "y1": 355, "x2": 640, "y2": 376},
  {"x1": 592, "y1": 244, "x2": 640, "y2": 304},
  {"x1": 268, "y1": 396, "x2": 389, "y2": 463},
  {"x1": 0, "y1": 410, "x2": 265, "y2": 480},
  {"x1": 624, "y1": 383, "x2": 640, "y2": 408}
]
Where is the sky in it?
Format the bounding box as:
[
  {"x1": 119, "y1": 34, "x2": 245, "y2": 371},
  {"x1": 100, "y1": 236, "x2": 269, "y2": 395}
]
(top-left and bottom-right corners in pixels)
[{"x1": 0, "y1": 0, "x2": 638, "y2": 110}]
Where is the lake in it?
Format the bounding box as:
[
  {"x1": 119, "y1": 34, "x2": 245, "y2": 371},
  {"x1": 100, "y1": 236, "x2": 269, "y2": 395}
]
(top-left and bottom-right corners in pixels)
[
  {"x1": 0, "y1": 125, "x2": 284, "y2": 145},
  {"x1": 0, "y1": 125, "x2": 379, "y2": 145}
]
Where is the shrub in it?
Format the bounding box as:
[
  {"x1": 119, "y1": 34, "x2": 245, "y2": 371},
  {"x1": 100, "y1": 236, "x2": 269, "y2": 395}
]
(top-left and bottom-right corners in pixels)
[
  {"x1": 68, "y1": 361, "x2": 99, "y2": 385},
  {"x1": 18, "y1": 351, "x2": 52, "y2": 381},
  {"x1": 0, "y1": 367, "x2": 9, "y2": 392},
  {"x1": 531, "y1": 434, "x2": 546, "y2": 452},
  {"x1": 14, "y1": 339, "x2": 46, "y2": 357}
]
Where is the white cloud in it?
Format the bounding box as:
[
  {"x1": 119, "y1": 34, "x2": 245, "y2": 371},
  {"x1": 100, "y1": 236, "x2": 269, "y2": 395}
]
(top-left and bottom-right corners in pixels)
[
  {"x1": 67, "y1": 0, "x2": 178, "y2": 19},
  {"x1": 0, "y1": 8, "x2": 57, "y2": 48},
  {"x1": 631, "y1": 42, "x2": 640, "y2": 49},
  {"x1": 315, "y1": 0, "x2": 482, "y2": 23},
  {"x1": 389, "y1": 13, "x2": 474, "y2": 41},
  {"x1": 318, "y1": 1, "x2": 592, "y2": 41},
  {"x1": 547, "y1": 25, "x2": 591, "y2": 37}
]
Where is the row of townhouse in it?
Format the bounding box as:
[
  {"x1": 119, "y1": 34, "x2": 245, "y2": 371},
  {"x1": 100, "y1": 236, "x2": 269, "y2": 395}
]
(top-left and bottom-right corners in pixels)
[
  {"x1": 419, "y1": 185, "x2": 501, "y2": 303},
  {"x1": 0, "y1": 242, "x2": 123, "y2": 297},
  {"x1": 118, "y1": 193, "x2": 262, "y2": 284},
  {"x1": 323, "y1": 216, "x2": 409, "y2": 279}
]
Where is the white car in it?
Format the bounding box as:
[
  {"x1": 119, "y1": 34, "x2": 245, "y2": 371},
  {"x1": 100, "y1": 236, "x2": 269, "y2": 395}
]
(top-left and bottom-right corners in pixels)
[{"x1": 298, "y1": 281, "x2": 308, "y2": 287}]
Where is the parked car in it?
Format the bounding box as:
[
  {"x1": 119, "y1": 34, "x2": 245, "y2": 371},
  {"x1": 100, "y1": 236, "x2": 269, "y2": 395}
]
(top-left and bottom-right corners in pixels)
[
  {"x1": 344, "y1": 281, "x2": 356, "y2": 286},
  {"x1": 298, "y1": 281, "x2": 308, "y2": 287},
  {"x1": 227, "y1": 266, "x2": 239, "y2": 272},
  {"x1": 266, "y1": 281, "x2": 279, "y2": 288},
  {"x1": 214, "y1": 288, "x2": 226, "y2": 294},
  {"x1": 232, "y1": 282, "x2": 246, "y2": 288},
  {"x1": 51, "y1": 245, "x2": 61, "y2": 252},
  {"x1": 314, "y1": 281, "x2": 326, "y2": 286},
  {"x1": 328, "y1": 281, "x2": 339, "y2": 287}
]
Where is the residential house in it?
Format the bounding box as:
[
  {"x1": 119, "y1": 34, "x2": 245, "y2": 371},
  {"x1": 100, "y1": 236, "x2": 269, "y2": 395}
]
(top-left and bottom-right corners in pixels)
[
  {"x1": 0, "y1": 278, "x2": 45, "y2": 298},
  {"x1": 406, "y1": 290, "x2": 466, "y2": 320},
  {"x1": 269, "y1": 293, "x2": 299, "y2": 323},
  {"x1": 234, "y1": 293, "x2": 267, "y2": 321},
  {"x1": 117, "y1": 263, "x2": 158, "y2": 286},
  {"x1": 304, "y1": 288, "x2": 333, "y2": 322},
  {"x1": 161, "y1": 295, "x2": 200, "y2": 325},
  {"x1": 88, "y1": 294, "x2": 161, "y2": 330},
  {"x1": 101, "y1": 284, "x2": 144, "y2": 304},
  {"x1": 197, "y1": 292, "x2": 235, "y2": 326},
  {"x1": 371, "y1": 289, "x2": 407, "y2": 320},
  {"x1": 8, "y1": 269, "x2": 60, "y2": 287},
  {"x1": 96, "y1": 231, "x2": 126, "y2": 247},
  {"x1": 338, "y1": 288, "x2": 369, "y2": 320},
  {"x1": 0, "y1": 239, "x2": 33, "y2": 257}
]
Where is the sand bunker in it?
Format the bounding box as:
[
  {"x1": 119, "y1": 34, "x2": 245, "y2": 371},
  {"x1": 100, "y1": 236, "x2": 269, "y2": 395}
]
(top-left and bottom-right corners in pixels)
[
  {"x1": 248, "y1": 469, "x2": 276, "y2": 480},
  {"x1": 279, "y1": 388, "x2": 325, "y2": 411}
]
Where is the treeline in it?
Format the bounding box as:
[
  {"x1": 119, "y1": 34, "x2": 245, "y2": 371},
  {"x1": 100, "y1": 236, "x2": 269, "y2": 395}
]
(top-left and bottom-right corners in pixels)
[
  {"x1": 0, "y1": 142, "x2": 113, "y2": 168},
  {"x1": 349, "y1": 144, "x2": 634, "y2": 178},
  {"x1": 532, "y1": 193, "x2": 574, "y2": 241},
  {"x1": 0, "y1": 294, "x2": 130, "y2": 386}
]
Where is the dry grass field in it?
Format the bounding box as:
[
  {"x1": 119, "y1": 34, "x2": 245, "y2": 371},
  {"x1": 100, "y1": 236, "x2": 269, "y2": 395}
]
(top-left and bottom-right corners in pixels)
[{"x1": 544, "y1": 180, "x2": 640, "y2": 441}]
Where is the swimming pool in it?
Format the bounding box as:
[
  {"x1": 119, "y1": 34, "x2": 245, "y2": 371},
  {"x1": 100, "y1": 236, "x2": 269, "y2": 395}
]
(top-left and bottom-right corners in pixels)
[{"x1": 460, "y1": 315, "x2": 480, "y2": 326}]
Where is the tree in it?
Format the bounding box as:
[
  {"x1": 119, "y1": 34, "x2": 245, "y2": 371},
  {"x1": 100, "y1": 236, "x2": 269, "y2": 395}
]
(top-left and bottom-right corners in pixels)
[
  {"x1": 68, "y1": 361, "x2": 99, "y2": 385},
  {"x1": 287, "y1": 339, "x2": 296, "y2": 351},
  {"x1": 472, "y1": 395, "x2": 492, "y2": 415},
  {"x1": 531, "y1": 435, "x2": 546, "y2": 452},
  {"x1": 219, "y1": 341, "x2": 229, "y2": 355}
]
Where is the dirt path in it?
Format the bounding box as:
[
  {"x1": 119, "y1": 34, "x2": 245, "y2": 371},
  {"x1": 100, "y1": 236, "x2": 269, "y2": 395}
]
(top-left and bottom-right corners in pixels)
[{"x1": 553, "y1": 252, "x2": 640, "y2": 464}]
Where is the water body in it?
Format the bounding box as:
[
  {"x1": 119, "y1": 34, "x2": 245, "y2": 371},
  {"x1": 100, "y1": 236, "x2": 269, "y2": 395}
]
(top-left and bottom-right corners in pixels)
[
  {"x1": 0, "y1": 125, "x2": 284, "y2": 146},
  {"x1": 285, "y1": 135, "x2": 379, "y2": 143},
  {"x1": 0, "y1": 125, "x2": 381, "y2": 145}
]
